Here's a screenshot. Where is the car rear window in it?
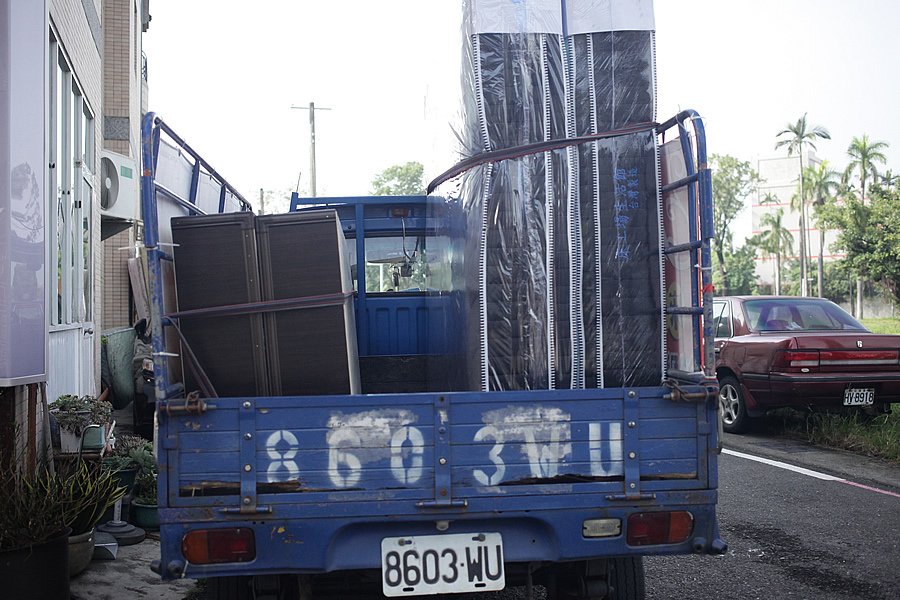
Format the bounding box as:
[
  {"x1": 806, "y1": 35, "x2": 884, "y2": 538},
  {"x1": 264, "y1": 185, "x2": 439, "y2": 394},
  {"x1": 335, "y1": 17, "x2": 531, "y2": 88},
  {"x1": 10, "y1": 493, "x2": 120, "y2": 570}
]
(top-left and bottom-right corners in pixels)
[{"x1": 743, "y1": 299, "x2": 867, "y2": 332}]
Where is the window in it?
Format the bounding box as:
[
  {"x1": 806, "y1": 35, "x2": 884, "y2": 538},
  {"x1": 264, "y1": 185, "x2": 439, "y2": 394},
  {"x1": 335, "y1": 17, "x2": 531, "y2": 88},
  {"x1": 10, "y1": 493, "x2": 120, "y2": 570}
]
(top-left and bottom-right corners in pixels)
[
  {"x1": 744, "y1": 299, "x2": 865, "y2": 332},
  {"x1": 346, "y1": 235, "x2": 457, "y2": 293},
  {"x1": 713, "y1": 301, "x2": 732, "y2": 338},
  {"x1": 49, "y1": 35, "x2": 94, "y2": 326}
]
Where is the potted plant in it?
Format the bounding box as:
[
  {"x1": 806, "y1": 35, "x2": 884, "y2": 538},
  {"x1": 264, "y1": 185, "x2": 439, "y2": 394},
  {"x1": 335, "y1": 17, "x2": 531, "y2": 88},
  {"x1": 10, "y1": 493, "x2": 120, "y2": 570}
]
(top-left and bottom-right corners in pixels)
[
  {"x1": 102, "y1": 434, "x2": 154, "y2": 493},
  {"x1": 53, "y1": 394, "x2": 113, "y2": 453},
  {"x1": 0, "y1": 458, "x2": 80, "y2": 598},
  {"x1": 56, "y1": 460, "x2": 126, "y2": 576},
  {"x1": 130, "y1": 469, "x2": 159, "y2": 530}
]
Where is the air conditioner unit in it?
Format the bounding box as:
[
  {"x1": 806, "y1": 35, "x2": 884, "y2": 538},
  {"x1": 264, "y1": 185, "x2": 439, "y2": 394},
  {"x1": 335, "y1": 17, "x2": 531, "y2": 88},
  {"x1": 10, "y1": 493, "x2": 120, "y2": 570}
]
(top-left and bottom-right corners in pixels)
[{"x1": 100, "y1": 150, "x2": 140, "y2": 222}]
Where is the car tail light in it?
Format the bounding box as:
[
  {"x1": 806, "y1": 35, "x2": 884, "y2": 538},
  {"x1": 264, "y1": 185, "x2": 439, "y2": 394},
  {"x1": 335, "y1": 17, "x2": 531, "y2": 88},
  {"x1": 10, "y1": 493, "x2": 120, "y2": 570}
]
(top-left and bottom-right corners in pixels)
[
  {"x1": 626, "y1": 511, "x2": 693, "y2": 546},
  {"x1": 182, "y1": 528, "x2": 256, "y2": 564},
  {"x1": 819, "y1": 350, "x2": 900, "y2": 366},
  {"x1": 771, "y1": 350, "x2": 820, "y2": 372}
]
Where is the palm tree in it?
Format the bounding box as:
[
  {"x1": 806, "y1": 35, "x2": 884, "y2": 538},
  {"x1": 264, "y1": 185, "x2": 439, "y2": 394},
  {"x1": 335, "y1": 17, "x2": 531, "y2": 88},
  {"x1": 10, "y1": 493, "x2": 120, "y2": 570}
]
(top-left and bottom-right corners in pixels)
[
  {"x1": 844, "y1": 135, "x2": 889, "y2": 317},
  {"x1": 775, "y1": 114, "x2": 831, "y2": 296},
  {"x1": 757, "y1": 209, "x2": 794, "y2": 295},
  {"x1": 845, "y1": 135, "x2": 889, "y2": 202},
  {"x1": 803, "y1": 162, "x2": 840, "y2": 297},
  {"x1": 759, "y1": 192, "x2": 780, "y2": 206}
]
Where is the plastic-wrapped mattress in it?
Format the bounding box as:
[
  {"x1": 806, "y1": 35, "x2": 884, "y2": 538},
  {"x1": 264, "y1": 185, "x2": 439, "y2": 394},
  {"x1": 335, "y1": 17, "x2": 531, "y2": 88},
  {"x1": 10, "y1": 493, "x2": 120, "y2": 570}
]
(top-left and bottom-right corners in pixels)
[{"x1": 450, "y1": 0, "x2": 662, "y2": 391}]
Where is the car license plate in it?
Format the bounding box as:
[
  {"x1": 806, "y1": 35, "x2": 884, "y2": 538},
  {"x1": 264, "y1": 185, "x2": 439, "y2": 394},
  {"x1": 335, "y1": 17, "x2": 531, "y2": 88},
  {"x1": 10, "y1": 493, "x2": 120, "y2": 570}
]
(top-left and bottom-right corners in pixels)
[
  {"x1": 843, "y1": 388, "x2": 875, "y2": 406},
  {"x1": 381, "y1": 532, "x2": 504, "y2": 597}
]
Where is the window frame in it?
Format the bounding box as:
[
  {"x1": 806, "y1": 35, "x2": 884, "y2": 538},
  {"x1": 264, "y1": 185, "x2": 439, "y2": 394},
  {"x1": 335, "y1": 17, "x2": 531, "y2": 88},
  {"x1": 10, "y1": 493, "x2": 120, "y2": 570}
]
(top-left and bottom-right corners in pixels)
[{"x1": 48, "y1": 32, "x2": 95, "y2": 328}]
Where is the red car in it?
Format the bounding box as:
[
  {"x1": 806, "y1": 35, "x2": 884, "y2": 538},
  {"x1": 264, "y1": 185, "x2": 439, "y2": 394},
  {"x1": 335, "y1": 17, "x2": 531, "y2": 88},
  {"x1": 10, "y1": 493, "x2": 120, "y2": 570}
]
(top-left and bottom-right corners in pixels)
[{"x1": 713, "y1": 296, "x2": 900, "y2": 433}]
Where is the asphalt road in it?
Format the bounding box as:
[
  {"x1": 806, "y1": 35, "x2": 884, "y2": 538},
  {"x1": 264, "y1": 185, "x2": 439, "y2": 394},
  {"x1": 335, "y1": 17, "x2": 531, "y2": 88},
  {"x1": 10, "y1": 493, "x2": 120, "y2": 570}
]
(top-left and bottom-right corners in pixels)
[{"x1": 644, "y1": 433, "x2": 900, "y2": 600}]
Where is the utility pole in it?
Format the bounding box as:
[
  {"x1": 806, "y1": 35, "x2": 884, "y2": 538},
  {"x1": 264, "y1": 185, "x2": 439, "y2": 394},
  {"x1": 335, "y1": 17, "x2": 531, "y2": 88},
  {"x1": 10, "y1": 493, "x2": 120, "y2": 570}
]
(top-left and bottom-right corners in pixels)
[
  {"x1": 259, "y1": 188, "x2": 266, "y2": 215},
  {"x1": 291, "y1": 102, "x2": 331, "y2": 197}
]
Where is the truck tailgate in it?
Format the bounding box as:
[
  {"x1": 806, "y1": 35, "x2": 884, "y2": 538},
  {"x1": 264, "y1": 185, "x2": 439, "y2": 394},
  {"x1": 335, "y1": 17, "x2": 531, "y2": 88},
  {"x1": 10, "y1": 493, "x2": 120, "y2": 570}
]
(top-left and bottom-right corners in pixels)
[{"x1": 164, "y1": 386, "x2": 712, "y2": 513}]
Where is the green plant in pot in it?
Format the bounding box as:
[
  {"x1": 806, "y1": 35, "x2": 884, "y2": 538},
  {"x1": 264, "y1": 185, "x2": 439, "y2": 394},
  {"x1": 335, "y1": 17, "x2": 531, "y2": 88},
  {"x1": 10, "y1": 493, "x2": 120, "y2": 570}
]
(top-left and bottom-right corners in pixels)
[
  {"x1": 102, "y1": 434, "x2": 154, "y2": 492},
  {"x1": 0, "y1": 458, "x2": 81, "y2": 597},
  {"x1": 54, "y1": 394, "x2": 113, "y2": 453},
  {"x1": 131, "y1": 470, "x2": 159, "y2": 530},
  {"x1": 56, "y1": 460, "x2": 127, "y2": 577}
]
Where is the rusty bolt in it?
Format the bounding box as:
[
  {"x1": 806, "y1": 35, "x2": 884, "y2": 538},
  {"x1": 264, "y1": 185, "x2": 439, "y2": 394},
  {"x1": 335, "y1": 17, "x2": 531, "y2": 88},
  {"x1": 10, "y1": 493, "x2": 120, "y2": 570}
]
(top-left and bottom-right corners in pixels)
[{"x1": 440, "y1": 488, "x2": 448, "y2": 497}]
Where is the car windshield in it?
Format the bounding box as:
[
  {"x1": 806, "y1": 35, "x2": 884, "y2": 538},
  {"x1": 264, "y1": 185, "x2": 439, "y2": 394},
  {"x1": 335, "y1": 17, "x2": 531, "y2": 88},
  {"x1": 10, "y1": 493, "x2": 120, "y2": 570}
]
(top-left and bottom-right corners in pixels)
[
  {"x1": 346, "y1": 235, "x2": 458, "y2": 293},
  {"x1": 743, "y1": 299, "x2": 867, "y2": 332}
]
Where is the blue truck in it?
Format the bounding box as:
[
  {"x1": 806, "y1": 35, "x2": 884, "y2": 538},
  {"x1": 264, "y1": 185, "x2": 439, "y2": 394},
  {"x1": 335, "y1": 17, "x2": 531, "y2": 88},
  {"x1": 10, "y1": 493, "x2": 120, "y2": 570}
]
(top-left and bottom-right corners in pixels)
[{"x1": 141, "y1": 109, "x2": 725, "y2": 600}]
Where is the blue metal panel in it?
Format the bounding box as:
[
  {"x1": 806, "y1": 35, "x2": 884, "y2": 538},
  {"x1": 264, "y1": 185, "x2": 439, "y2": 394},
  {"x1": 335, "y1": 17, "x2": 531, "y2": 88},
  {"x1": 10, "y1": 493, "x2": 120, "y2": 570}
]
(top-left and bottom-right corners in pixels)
[
  {"x1": 361, "y1": 295, "x2": 459, "y2": 356},
  {"x1": 158, "y1": 493, "x2": 720, "y2": 578},
  {"x1": 164, "y1": 386, "x2": 707, "y2": 514}
]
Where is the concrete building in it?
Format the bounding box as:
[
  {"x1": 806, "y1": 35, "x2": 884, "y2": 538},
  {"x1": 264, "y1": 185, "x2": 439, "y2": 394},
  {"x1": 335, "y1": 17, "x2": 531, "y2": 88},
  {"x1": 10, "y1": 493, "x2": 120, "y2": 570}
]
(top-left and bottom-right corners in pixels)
[
  {"x1": 0, "y1": 0, "x2": 148, "y2": 462},
  {"x1": 752, "y1": 152, "x2": 842, "y2": 293}
]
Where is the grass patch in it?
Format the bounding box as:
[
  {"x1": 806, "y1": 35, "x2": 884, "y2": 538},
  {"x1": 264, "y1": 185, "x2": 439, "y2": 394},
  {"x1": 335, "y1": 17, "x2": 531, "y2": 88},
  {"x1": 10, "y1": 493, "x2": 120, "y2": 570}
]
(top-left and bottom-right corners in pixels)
[
  {"x1": 766, "y1": 405, "x2": 900, "y2": 464},
  {"x1": 860, "y1": 317, "x2": 900, "y2": 334}
]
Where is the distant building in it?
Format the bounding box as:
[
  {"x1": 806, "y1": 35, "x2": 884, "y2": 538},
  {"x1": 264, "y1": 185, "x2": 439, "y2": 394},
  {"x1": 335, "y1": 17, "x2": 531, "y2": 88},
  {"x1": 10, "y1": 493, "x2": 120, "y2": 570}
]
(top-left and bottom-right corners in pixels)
[{"x1": 753, "y1": 152, "x2": 842, "y2": 292}]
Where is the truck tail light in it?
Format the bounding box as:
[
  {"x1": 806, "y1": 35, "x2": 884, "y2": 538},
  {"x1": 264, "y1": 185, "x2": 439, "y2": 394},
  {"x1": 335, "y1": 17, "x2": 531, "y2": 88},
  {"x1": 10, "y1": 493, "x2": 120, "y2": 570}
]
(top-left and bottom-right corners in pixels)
[
  {"x1": 771, "y1": 350, "x2": 820, "y2": 372},
  {"x1": 182, "y1": 528, "x2": 256, "y2": 564},
  {"x1": 626, "y1": 511, "x2": 693, "y2": 546}
]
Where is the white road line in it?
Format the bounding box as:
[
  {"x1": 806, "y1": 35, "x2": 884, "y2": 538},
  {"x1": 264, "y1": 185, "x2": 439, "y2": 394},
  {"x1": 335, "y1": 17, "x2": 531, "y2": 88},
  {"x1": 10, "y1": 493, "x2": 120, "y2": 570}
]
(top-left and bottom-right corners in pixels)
[
  {"x1": 723, "y1": 448, "x2": 843, "y2": 481},
  {"x1": 723, "y1": 448, "x2": 900, "y2": 499}
]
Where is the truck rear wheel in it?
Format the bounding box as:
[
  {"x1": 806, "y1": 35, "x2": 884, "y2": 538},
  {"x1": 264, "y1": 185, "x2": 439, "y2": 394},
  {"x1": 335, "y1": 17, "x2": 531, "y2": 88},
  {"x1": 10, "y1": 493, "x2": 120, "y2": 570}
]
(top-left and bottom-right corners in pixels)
[
  {"x1": 607, "y1": 557, "x2": 645, "y2": 600},
  {"x1": 204, "y1": 575, "x2": 300, "y2": 600},
  {"x1": 204, "y1": 577, "x2": 252, "y2": 600},
  {"x1": 545, "y1": 558, "x2": 645, "y2": 600}
]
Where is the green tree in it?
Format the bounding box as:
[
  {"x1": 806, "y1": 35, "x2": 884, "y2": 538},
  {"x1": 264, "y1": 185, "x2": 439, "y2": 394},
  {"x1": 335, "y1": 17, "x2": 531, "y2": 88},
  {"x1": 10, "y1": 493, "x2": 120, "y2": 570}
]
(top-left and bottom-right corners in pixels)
[
  {"x1": 775, "y1": 114, "x2": 831, "y2": 296},
  {"x1": 371, "y1": 161, "x2": 425, "y2": 196},
  {"x1": 802, "y1": 161, "x2": 840, "y2": 297},
  {"x1": 844, "y1": 135, "x2": 889, "y2": 202},
  {"x1": 828, "y1": 183, "x2": 900, "y2": 305},
  {"x1": 755, "y1": 208, "x2": 794, "y2": 295},
  {"x1": 710, "y1": 154, "x2": 760, "y2": 294},
  {"x1": 713, "y1": 242, "x2": 759, "y2": 296},
  {"x1": 843, "y1": 135, "x2": 889, "y2": 317}
]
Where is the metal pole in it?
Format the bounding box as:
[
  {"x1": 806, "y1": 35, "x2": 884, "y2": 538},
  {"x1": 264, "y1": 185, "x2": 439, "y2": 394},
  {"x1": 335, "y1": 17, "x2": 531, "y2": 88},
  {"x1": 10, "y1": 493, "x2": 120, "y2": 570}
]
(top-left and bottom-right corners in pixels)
[
  {"x1": 291, "y1": 102, "x2": 331, "y2": 198},
  {"x1": 309, "y1": 102, "x2": 316, "y2": 197}
]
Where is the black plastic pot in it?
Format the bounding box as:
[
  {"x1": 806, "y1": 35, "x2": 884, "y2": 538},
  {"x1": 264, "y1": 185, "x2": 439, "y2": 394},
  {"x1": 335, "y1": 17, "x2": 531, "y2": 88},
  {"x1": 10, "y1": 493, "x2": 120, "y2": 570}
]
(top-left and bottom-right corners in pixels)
[{"x1": 0, "y1": 528, "x2": 71, "y2": 599}]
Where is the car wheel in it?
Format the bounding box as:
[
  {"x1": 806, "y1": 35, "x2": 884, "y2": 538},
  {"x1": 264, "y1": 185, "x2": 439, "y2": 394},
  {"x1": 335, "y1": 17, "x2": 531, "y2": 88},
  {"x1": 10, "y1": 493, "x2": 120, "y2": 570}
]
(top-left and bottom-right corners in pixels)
[{"x1": 718, "y1": 375, "x2": 750, "y2": 434}]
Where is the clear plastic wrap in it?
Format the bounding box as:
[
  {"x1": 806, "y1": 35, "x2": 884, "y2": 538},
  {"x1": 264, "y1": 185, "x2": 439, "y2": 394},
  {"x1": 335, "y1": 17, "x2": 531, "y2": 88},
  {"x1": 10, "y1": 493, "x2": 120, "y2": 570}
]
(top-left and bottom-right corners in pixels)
[{"x1": 441, "y1": 0, "x2": 662, "y2": 391}]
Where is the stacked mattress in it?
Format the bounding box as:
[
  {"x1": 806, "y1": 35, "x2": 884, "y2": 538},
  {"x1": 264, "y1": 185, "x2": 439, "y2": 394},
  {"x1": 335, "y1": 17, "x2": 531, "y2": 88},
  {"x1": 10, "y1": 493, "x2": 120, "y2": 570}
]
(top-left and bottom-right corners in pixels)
[{"x1": 454, "y1": 0, "x2": 663, "y2": 391}]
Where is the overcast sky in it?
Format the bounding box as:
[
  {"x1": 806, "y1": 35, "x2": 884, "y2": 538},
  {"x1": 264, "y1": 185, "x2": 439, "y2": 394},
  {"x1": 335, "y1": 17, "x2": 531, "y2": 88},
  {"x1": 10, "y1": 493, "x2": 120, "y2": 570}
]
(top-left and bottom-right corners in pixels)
[{"x1": 143, "y1": 0, "x2": 900, "y2": 230}]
